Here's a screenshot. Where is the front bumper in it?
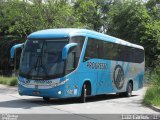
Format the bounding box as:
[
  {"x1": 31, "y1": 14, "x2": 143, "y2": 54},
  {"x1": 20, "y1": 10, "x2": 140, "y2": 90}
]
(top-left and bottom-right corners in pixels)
[{"x1": 18, "y1": 84, "x2": 67, "y2": 98}]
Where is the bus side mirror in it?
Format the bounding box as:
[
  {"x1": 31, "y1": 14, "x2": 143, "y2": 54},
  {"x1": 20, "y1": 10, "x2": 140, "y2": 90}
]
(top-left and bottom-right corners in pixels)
[
  {"x1": 10, "y1": 43, "x2": 24, "y2": 59},
  {"x1": 62, "y1": 43, "x2": 78, "y2": 60}
]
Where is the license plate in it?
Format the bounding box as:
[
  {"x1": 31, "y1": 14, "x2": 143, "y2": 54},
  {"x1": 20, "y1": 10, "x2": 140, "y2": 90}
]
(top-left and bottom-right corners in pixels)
[
  {"x1": 33, "y1": 91, "x2": 40, "y2": 95},
  {"x1": 35, "y1": 85, "x2": 38, "y2": 89}
]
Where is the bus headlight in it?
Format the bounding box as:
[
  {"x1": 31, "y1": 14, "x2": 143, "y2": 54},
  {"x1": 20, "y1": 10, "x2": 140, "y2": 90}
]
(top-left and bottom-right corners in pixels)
[
  {"x1": 58, "y1": 91, "x2": 62, "y2": 95},
  {"x1": 51, "y1": 79, "x2": 69, "y2": 87}
]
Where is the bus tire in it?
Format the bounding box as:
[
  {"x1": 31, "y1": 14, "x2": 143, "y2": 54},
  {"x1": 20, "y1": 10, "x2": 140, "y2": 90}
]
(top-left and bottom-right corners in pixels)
[
  {"x1": 123, "y1": 82, "x2": 133, "y2": 97},
  {"x1": 80, "y1": 84, "x2": 87, "y2": 103},
  {"x1": 43, "y1": 97, "x2": 50, "y2": 101},
  {"x1": 118, "y1": 82, "x2": 133, "y2": 97},
  {"x1": 125, "y1": 82, "x2": 133, "y2": 97}
]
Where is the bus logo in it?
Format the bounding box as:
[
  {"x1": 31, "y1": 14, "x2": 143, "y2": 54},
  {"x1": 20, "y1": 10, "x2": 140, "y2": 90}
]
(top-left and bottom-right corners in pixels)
[{"x1": 113, "y1": 65, "x2": 124, "y2": 90}]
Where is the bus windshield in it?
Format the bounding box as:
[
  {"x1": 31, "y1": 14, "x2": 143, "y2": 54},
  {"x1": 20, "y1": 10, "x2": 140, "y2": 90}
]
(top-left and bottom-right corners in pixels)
[{"x1": 19, "y1": 38, "x2": 68, "y2": 79}]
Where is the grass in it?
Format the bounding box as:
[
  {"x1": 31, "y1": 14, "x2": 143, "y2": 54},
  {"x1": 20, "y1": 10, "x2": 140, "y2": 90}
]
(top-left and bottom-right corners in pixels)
[
  {"x1": 144, "y1": 87, "x2": 160, "y2": 107},
  {"x1": 143, "y1": 68, "x2": 160, "y2": 107},
  {"x1": 0, "y1": 76, "x2": 18, "y2": 86}
]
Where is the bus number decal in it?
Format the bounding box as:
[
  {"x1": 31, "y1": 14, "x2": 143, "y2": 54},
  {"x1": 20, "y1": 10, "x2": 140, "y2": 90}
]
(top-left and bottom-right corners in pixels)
[{"x1": 87, "y1": 62, "x2": 107, "y2": 70}]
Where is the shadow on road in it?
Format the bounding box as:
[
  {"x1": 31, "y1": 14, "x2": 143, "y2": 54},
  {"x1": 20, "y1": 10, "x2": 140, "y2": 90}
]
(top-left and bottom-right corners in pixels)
[{"x1": 0, "y1": 94, "x2": 138, "y2": 109}]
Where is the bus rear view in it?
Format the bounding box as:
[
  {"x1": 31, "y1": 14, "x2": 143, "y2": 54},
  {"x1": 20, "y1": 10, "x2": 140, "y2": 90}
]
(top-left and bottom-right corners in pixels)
[{"x1": 11, "y1": 28, "x2": 145, "y2": 103}]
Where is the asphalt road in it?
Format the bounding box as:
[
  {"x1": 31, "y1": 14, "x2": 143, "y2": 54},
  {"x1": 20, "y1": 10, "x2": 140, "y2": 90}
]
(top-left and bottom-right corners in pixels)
[{"x1": 0, "y1": 85, "x2": 159, "y2": 120}]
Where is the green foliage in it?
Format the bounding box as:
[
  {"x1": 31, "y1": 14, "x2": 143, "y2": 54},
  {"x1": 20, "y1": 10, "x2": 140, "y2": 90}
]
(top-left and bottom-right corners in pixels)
[
  {"x1": 73, "y1": 0, "x2": 111, "y2": 31},
  {"x1": 0, "y1": 0, "x2": 159, "y2": 68},
  {"x1": 143, "y1": 67, "x2": 160, "y2": 107},
  {"x1": 8, "y1": 77, "x2": 18, "y2": 86},
  {"x1": 107, "y1": 0, "x2": 160, "y2": 67},
  {"x1": 0, "y1": 76, "x2": 18, "y2": 86},
  {"x1": 0, "y1": 0, "x2": 84, "y2": 37},
  {"x1": 146, "y1": 0, "x2": 160, "y2": 20},
  {"x1": 149, "y1": 68, "x2": 160, "y2": 86},
  {"x1": 144, "y1": 87, "x2": 160, "y2": 107}
]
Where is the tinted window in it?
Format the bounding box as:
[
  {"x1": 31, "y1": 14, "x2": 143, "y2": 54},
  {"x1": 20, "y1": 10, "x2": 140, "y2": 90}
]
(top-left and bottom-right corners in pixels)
[
  {"x1": 65, "y1": 36, "x2": 85, "y2": 74},
  {"x1": 132, "y1": 48, "x2": 144, "y2": 63},
  {"x1": 69, "y1": 36, "x2": 85, "y2": 67},
  {"x1": 84, "y1": 37, "x2": 144, "y2": 63},
  {"x1": 84, "y1": 38, "x2": 98, "y2": 60}
]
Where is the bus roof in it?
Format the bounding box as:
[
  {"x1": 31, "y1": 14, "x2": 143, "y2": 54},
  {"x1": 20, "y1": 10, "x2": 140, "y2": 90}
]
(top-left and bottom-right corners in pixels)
[{"x1": 28, "y1": 28, "x2": 144, "y2": 50}]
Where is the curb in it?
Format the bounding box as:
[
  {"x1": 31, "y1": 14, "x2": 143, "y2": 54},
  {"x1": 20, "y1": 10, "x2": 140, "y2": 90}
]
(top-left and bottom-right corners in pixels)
[{"x1": 149, "y1": 105, "x2": 160, "y2": 113}]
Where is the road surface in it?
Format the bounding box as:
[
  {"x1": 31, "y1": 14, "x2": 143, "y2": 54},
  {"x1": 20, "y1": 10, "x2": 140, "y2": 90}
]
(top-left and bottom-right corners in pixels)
[{"x1": 0, "y1": 85, "x2": 159, "y2": 120}]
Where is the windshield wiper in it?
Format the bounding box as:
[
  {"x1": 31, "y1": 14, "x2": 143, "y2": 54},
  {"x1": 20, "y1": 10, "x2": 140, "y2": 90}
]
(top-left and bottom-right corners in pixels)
[
  {"x1": 35, "y1": 54, "x2": 48, "y2": 76},
  {"x1": 27, "y1": 41, "x2": 48, "y2": 77}
]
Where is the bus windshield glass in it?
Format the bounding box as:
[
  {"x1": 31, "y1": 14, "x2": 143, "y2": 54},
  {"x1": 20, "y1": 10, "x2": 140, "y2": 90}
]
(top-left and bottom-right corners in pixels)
[{"x1": 19, "y1": 38, "x2": 68, "y2": 79}]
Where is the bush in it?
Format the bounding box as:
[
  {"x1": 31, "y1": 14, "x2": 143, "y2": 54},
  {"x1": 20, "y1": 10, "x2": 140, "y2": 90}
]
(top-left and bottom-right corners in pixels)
[
  {"x1": 144, "y1": 87, "x2": 160, "y2": 107},
  {"x1": 143, "y1": 67, "x2": 160, "y2": 107},
  {"x1": 150, "y1": 68, "x2": 160, "y2": 86},
  {"x1": 0, "y1": 76, "x2": 18, "y2": 86},
  {"x1": 8, "y1": 78, "x2": 18, "y2": 86}
]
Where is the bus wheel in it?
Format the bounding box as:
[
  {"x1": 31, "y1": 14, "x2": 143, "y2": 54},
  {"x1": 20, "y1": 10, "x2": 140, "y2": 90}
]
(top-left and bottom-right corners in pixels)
[
  {"x1": 43, "y1": 97, "x2": 50, "y2": 101},
  {"x1": 80, "y1": 84, "x2": 87, "y2": 103},
  {"x1": 123, "y1": 82, "x2": 133, "y2": 97},
  {"x1": 126, "y1": 82, "x2": 133, "y2": 97},
  {"x1": 118, "y1": 82, "x2": 133, "y2": 97}
]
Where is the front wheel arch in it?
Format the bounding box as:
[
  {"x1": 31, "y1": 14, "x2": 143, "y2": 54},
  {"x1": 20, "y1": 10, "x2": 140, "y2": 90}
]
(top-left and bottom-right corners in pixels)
[
  {"x1": 118, "y1": 80, "x2": 133, "y2": 97},
  {"x1": 79, "y1": 81, "x2": 92, "y2": 103},
  {"x1": 125, "y1": 80, "x2": 133, "y2": 97},
  {"x1": 127, "y1": 80, "x2": 133, "y2": 91}
]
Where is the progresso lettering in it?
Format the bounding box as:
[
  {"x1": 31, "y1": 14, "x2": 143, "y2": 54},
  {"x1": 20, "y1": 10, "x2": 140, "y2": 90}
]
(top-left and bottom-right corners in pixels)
[{"x1": 87, "y1": 62, "x2": 107, "y2": 70}]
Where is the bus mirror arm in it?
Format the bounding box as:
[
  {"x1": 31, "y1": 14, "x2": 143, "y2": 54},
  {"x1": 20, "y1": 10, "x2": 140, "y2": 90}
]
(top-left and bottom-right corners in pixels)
[
  {"x1": 62, "y1": 43, "x2": 78, "y2": 60},
  {"x1": 10, "y1": 43, "x2": 24, "y2": 59},
  {"x1": 83, "y1": 56, "x2": 92, "y2": 62}
]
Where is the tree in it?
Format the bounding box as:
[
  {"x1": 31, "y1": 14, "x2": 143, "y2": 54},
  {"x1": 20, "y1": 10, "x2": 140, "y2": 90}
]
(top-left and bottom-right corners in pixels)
[
  {"x1": 73, "y1": 0, "x2": 112, "y2": 32},
  {"x1": 0, "y1": 0, "x2": 84, "y2": 38},
  {"x1": 146, "y1": 0, "x2": 160, "y2": 20},
  {"x1": 107, "y1": 0, "x2": 160, "y2": 67}
]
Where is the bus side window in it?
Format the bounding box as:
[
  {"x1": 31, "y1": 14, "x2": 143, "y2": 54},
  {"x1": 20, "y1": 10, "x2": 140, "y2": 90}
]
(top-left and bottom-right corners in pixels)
[
  {"x1": 101, "y1": 41, "x2": 114, "y2": 60},
  {"x1": 65, "y1": 36, "x2": 86, "y2": 75},
  {"x1": 133, "y1": 48, "x2": 144, "y2": 63},
  {"x1": 65, "y1": 47, "x2": 76, "y2": 74},
  {"x1": 84, "y1": 38, "x2": 98, "y2": 61},
  {"x1": 70, "y1": 36, "x2": 85, "y2": 66}
]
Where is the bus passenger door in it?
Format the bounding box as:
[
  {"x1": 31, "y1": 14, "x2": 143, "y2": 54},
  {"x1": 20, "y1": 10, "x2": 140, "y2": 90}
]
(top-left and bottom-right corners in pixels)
[
  {"x1": 96, "y1": 40, "x2": 113, "y2": 94},
  {"x1": 96, "y1": 60, "x2": 106, "y2": 94},
  {"x1": 82, "y1": 37, "x2": 113, "y2": 95},
  {"x1": 96, "y1": 60, "x2": 112, "y2": 94}
]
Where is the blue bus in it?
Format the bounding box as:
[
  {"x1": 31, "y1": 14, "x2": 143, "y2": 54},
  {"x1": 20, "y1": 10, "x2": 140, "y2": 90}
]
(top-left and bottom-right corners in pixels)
[{"x1": 11, "y1": 28, "x2": 145, "y2": 103}]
